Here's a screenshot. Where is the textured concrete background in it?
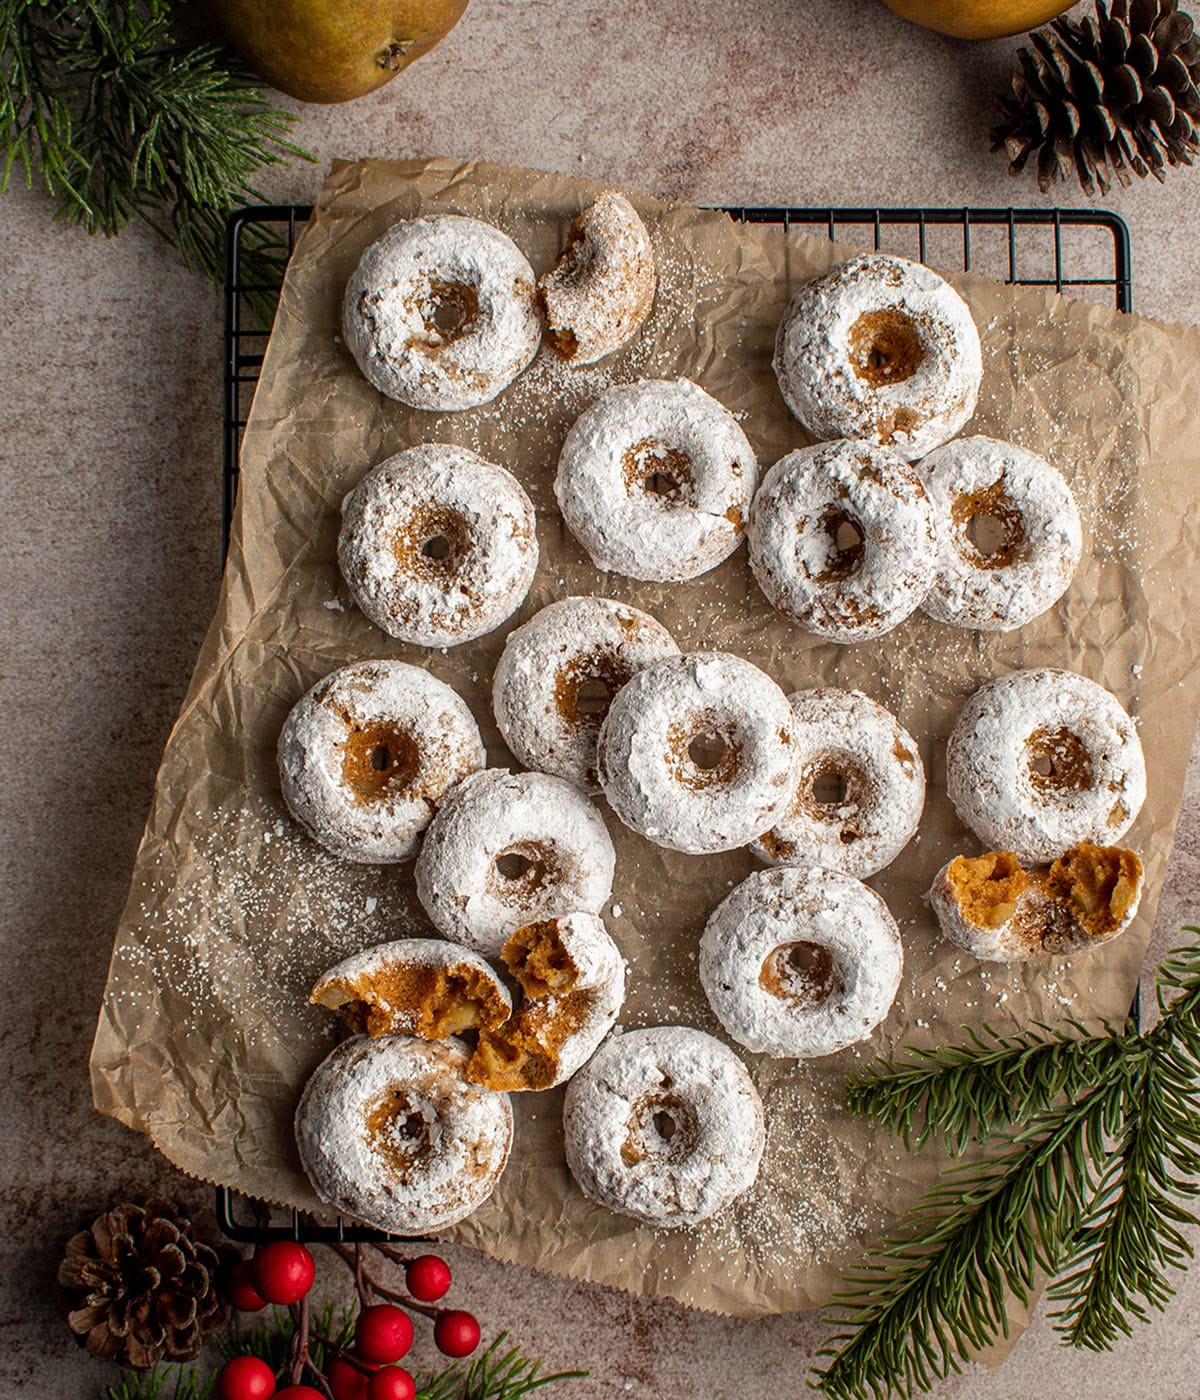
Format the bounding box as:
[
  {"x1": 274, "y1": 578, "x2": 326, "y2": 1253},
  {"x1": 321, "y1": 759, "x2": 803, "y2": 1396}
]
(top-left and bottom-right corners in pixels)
[{"x1": 5, "y1": 0, "x2": 1200, "y2": 1394}]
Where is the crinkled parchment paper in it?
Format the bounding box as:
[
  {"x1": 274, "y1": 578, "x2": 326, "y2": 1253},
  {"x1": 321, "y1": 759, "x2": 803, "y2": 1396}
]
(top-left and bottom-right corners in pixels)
[{"x1": 91, "y1": 158, "x2": 1200, "y2": 1317}]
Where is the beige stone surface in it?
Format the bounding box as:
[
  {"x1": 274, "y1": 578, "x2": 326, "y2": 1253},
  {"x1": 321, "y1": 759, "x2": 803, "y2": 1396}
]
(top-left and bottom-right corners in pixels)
[{"x1": 4, "y1": 0, "x2": 1200, "y2": 1394}]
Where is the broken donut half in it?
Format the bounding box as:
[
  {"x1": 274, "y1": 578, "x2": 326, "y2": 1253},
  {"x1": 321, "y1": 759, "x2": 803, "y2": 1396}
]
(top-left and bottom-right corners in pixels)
[{"x1": 929, "y1": 841, "x2": 1144, "y2": 962}]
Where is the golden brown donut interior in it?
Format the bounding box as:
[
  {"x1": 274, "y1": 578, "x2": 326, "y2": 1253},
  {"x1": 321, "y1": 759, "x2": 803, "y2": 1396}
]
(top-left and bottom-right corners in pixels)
[{"x1": 311, "y1": 958, "x2": 509, "y2": 1039}]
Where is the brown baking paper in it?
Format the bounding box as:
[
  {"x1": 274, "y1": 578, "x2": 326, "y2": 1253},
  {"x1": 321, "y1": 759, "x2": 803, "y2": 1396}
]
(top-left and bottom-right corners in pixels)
[{"x1": 92, "y1": 158, "x2": 1200, "y2": 1318}]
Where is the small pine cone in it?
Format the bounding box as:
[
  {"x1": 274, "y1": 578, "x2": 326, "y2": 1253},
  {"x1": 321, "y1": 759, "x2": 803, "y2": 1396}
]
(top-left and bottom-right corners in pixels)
[
  {"x1": 992, "y1": 0, "x2": 1200, "y2": 193},
  {"x1": 58, "y1": 1198, "x2": 232, "y2": 1370}
]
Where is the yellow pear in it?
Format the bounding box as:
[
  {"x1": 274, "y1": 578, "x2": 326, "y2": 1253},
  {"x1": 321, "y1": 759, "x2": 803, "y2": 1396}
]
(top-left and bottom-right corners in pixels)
[
  {"x1": 209, "y1": 0, "x2": 470, "y2": 104},
  {"x1": 880, "y1": 0, "x2": 1073, "y2": 39}
]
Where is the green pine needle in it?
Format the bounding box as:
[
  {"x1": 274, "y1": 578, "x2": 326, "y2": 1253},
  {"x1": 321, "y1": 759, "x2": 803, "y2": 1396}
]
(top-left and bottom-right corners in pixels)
[
  {"x1": 810, "y1": 933, "x2": 1200, "y2": 1399},
  {"x1": 414, "y1": 1332, "x2": 586, "y2": 1400},
  {"x1": 1, "y1": 0, "x2": 311, "y2": 297}
]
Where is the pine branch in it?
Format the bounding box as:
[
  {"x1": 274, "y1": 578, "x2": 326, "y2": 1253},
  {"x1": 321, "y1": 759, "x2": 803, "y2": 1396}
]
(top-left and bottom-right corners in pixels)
[
  {"x1": 1, "y1": 0, "x2": 311, "y2": 298},
  {"x1": 101, "y1": 1361, "x2": 214, "y2": 1400},
  {"x1": 811, "y1": 934, "x2": 1200, "y2": 1399},
  {"x1": 846, "y1": 1021, "x2": 1127, "y2": 1154}
]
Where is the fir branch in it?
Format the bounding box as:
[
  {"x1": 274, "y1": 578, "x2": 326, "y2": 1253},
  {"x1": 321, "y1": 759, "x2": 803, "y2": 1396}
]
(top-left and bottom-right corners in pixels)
[
  {"x1": 1, "y1": 0, "x2": 311, "y2": 295},
  {"x1": 101, "y1": 1361, "x2": 214, "y2": 1400},
  {"x1": 415, "y1": 1333, "x2": 586, "y2": 1400},
  {"x1": 811, "y1": 934, "x2": 1200, "y2": 1399}
]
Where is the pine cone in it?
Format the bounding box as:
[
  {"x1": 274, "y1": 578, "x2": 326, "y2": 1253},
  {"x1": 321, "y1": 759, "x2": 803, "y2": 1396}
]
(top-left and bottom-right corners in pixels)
[
  {"x1": 992, "y1": 0, "x2": 1200, "y2": 193},
  {"x1": 58, "y1": 1198, "x2": 231, "y2": 1370}
]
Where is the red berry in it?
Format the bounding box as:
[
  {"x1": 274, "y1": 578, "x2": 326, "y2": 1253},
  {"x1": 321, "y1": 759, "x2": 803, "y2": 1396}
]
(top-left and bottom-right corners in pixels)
[
  {"x1": 327, "y1": 1357, "x2": 376, "y2": 1400},
  {"x1": 404, "y1": 1253, "x2": 452, "y2": 1302},
  {"x1": 252, "y1": 1242, "x2": 316, "y2": 1305},
  {"x1": 433, "y1": 1309, "x2": 480, "y2": 1358},
  {"x1": 366, "y1": 1369, "x2": 416, "y2": 1400},
  {"x1": 355, "y1": 1303, "x2": 414, "y2": 1364},
  {"x1": 228, "y1": 1258, "x2": 268, "y2": 1312},
  {"x1": 275, "y1": 1390, "x2": 325, "y2": 1400},
  {"x1": 216, "y1": 1356, "x2": 276, "y2": 1400}
]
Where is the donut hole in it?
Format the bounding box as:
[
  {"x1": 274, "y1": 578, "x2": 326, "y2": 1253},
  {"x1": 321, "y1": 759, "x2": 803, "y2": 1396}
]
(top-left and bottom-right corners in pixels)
[
  {"x1": 1026, "y1": 727, "x2": 1095, "y2": 793},
  {"x1": 622, "y1": 438, "x2": 696, "y2": 507},
  {"x1": 340, "y1": 720, "x2": 421, "y2": 802},
  {"x1": 759, "y1": 941, "x2": 844, "y2": 1008},
  {"x1": 622, "y1": 1093, "x2": 699, "y2": 1166},
  {"x1": 555, "y1": 648, "x2": 631, "y2": 729},
  {"x1": 365, "y1": 1089, "x2": 433, "y2": 1172},
  {"x1": 393, "y1": 508, "x2": 471, "y2": 579},
  {"x1": 952, "y1": 482, "x2": 1026, "y2": 570},
  {"x1": 491, "y1": 842, "x2": 556, "y2": 898},
  {"x1": 420, "y1": 278, "x2": 480, "y2": 344},
  {"x1": 668, "y1": 715, "x2": 742, "y2": 791},
  {"x1": 575, "y1": 678, "x2": 613, "y2": 714},
  {"x1": 810, "y1": 766, "x2": 849, "y2": 807},
  {"x1": 817, "y1": 509, "x2": 866, "y2": 582},
  {"x1": 848, "y1": 308, "x2": 925, "y2": 387}
]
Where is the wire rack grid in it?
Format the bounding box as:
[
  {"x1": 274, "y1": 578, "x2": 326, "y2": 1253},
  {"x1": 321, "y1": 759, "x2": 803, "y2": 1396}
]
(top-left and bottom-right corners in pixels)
[{"x1": 216, "y1": 202, "x2": 1133, "y2": 1245}]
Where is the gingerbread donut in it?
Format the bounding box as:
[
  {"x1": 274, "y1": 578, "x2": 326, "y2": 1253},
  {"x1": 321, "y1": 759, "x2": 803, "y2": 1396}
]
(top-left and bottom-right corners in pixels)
[
  {"x1": 750, "y1": 689, "x2": 925, "y2": 879},
  {"x1": 295, "y1": 1034, "x2": 513, "y2": 1235},
  {"x1": 554, "y1": 378, "x2": 758, "y2": 583},
  {"x1": 700, "y1": 866, "x2": 904, "y2": 1059},
  {"x1": 277, "y1": 661, "x2": 484, "y2": 864},
  {"x1": 338, "y1": 444, "x2": 538, "y2": 648},
  {"x1": 930, "y1": 843, "x2": 1144, "y2": 962},
  {"x1": 492, "y1": 596, "x2": 679, "y2": 791},
  {"x1": 747, "y1": 440, "x2": 939, "y2": 643},
  {"x1": 343, "y1": 214, "x2": 541, "y2": 411},
  {"x1": 596, "y1": 652, "x2": 800, "y2": 855},
  {"x1": 563, "y1": 1025, "x2": 765, "y2": 1228},
  {"x1": 920, "y1": 436, "x2": 1082, "y2": 631},
  {"x1": 947, "y1": 669, "x2": 1146, "y2": 864},
  {"x1": 539, "y1": 190, "x2": 656, "y2": 365},
  {"x1": 773, "y1": 252, "x2": 982, "y2": 459},
  {"x1": 414, "y1": 769, "x2": 616, "y2": 957}
]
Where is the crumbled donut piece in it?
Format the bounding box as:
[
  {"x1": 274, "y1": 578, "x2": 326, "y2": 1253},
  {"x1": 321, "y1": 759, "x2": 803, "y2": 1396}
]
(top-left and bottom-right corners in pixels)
[
  {"x1": 539, "y1": 190, "x2": 656, "y2": 365},
  {"x1": 930, "y1": 841, "x2": 1144, "y2": 962},
  {"x1": 310, "y1": 939, "x2": 511, "y2": 1039}
]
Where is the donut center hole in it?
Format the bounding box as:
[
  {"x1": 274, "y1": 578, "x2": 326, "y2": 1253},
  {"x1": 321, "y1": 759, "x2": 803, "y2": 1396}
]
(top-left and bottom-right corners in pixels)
[
  {"x1": 554, "y1": 648, "x2": 631, "y2": 736},
  {"x1": 759, "y1": 941, "x2": 843, "y2": 1008},
  {"x1": 810, "y1": 766, "x2": 849, "y2": 806},
  {"x1": 670, "y1": 715, "x2": 741, "y2": 791},
  {"x1": 952, "y1": 483, "x2": 1026, "y2": 570},
  {"x1": 848, "y1": 309, "x2": 924, "y2": 387},
  {"x1": 688, "y1": 731, "x2": 729, "y2": 770},
  {"x1": 575, "y1": 677, "x2": 613, "y2": 715},
  {"x1": 340, "y1": 720, "x2": 421, "y2": 802},
  {"x1": 1026, "y1": 727, "x2": 1094, "y2": 793},
  {"x1": 622, "y1": 439, "x2": 695, "y2": 506},
  {"x1": 491, "y1": 842, "x2": 555, "y2": 897},
  {"x1": 395, "y1": 508, "x2": 470, "y2": 578},
  {"x1": 819, "y1": 509, "x2": 866, "y2": 581},
  {"x1": 365, "y1": 1090, "x2": 432, "y2": 1172},
  {"x1": 421, "y1": 279, "x2": 479, "y2": 344},
  {"x1": 621, "y1": 1092, "x2": 699, "y2": 1166}
]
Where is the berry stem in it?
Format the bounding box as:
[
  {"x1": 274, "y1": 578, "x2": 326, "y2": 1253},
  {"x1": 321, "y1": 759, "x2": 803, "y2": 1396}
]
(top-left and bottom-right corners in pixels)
[
  {"x1": 329, "y1": 1243, "x2": 439, "y2": 1318},
  {"x1": 289, "y1": 1292, "x2": 311, "y2": 1386}
]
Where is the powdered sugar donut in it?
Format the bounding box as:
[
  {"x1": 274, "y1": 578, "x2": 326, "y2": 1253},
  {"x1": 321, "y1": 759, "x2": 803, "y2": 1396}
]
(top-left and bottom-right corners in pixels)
[
  {"x1": 277, "y1": 661, "x2": 484, "y2": 864},
  {"x1": 554, "y1": 378, "x2": 758, "y2": 582},
  {"x1": 596, "y1": 652, "x2": 800, "y2": 855},
  {"x1": 310, "y1": 938, "x2": 512, "y2": 1038},
  {"x1": 931, "y1": 843, "x2": 1144, "y2": 963},
  {"x1": 920, "y1": 436, "x2": 1082, "y2": 631},
  {"x1": 343, "y1": 215, "x2": 541, "y2": 411},
  {"x1": 470, "y1": 913, "x2": 626, "y2": 1091},
  {"x1": 492, "y1": 596, "x2": 680, "y2": 791},
  {"x1": 295, "y1": 1034, "x2": 512, "y2": 1235},
  {"x1": 773, "y1": 252, "x2": 982, "y2": 459},
  {"x1": 539, "y1": 191, "x2": 656, "y2": 365},
  {"x1": 338, "y1": 444, "x2": 538, "y2": 648},
  {"x1": 700, "y1": 866, "x2": 903, "y2": 1059},
  {"x1": 414, "y1": 769, "x2": 616, "y2": 956},
  {"x1": 747, "y1": 440, "x2": 939, "y2": 643},
  {"x1": 562, "y1": 1026, "x2": 764, "y2": 1228},
  {"x1": 947, "y1": 669, "x2": 1146, "y2": 864},
  {"x1": 751, "y1": 689, "x2": 924, "y2": 878}
]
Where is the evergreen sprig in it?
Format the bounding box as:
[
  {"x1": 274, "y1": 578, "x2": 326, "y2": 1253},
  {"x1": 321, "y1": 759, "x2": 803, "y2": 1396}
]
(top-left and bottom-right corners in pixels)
[
  {"x1": 413, "y1": 1333, "x2": 587, "y2": 1400},
  {"x1": 1, "y1": 0, "x2": 310, "y2": 296},
  {"x1": 811, "y1": 934, "x2": 1200, "y2": 1400}
]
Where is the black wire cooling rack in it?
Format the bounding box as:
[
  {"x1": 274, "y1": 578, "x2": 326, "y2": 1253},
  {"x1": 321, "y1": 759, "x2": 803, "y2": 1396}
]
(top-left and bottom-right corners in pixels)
[{"x1": 216, "y1": 201, "x2": 1134, "y2": 1246}]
